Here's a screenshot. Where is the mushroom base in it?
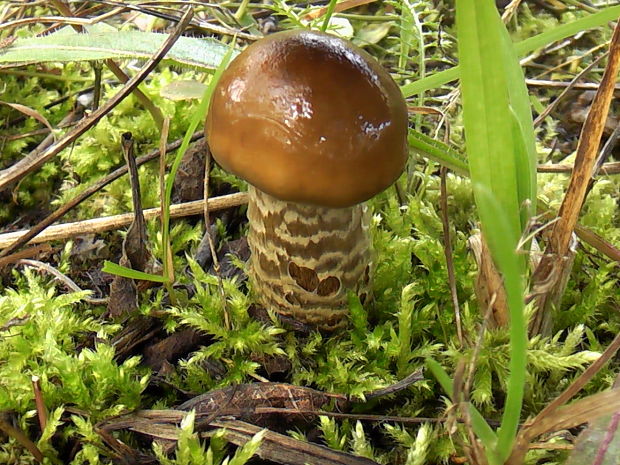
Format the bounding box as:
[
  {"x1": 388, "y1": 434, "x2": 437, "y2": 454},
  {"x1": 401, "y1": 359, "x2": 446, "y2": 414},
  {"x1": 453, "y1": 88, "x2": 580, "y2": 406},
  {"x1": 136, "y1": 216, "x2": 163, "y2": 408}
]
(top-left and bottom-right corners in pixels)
[{"x1": 247, "y1": 186, "x2": 372, "y2": 330}]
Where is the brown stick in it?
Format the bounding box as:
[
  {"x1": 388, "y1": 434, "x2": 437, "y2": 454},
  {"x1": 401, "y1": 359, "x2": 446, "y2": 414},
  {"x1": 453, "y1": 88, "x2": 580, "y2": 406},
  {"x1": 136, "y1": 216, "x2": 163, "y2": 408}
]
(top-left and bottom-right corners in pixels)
[
  {"x1": 525, "y1": 79, "x2": 620, "y2": 90},
  {"x1": 0, "y1": 193, "x2": 248, "y2": 249},
  {"x1": 31, "y1": 376, "x2": 47, "y2": 432},
  {"x1": 530, "y1": 20, "x2": 620, "y2": 335},
  {"x1": 0, "y1": 7, "x2": 194, "y2": 191},
  {"x1": 537, "y1": 161, "x2": 620, "y2": 174},
  {"x1": 0, "y1": 132, "x2": 203, "y2": 259}
]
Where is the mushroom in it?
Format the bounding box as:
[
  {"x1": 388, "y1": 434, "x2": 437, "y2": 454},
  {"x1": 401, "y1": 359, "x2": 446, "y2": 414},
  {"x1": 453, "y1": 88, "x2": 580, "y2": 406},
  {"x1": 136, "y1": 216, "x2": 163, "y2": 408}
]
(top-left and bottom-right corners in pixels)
[{"x1": 206, "y1": 29, "x2": 408, "y2": 330}]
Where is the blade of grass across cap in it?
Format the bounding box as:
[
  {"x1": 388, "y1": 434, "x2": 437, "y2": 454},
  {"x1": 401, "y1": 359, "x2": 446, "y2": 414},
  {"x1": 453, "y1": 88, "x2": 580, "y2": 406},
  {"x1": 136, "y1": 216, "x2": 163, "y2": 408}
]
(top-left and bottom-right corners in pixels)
[
  {"x1": 160, "y1": 42, "x2": 236, "y2": 285},
  {"x1": 408, "y1": 131, "x2": 468, "y2": 177},
  {"x1": 320, "y1": 0, "x2": 338, "y2": 32}
]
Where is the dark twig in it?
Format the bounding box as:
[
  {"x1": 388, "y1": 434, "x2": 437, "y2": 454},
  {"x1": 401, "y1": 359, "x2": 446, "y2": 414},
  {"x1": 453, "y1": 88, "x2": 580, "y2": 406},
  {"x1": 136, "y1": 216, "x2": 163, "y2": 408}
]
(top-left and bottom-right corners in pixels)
[
  {"x1": 533, "y1": 52, "x2": 607, "y2": 126},
  {"x1": 17, "y1": 259, "x2": 108, "y2": 304},
  {"x1": 31, "y1": 375, "x2": 47, "y2": 432},
  {"x1": 0, "y1": 418, "x2": 44, "y2": 462},
  {"x1": 0, "y1": 132, "x2": 203, "y2": 259},
  {"x1": 0, "y1": 7, "x2": 194, "y2": 191},
  {"x1": 440, "y1": 166, "x2": 464, "y2": 346}
]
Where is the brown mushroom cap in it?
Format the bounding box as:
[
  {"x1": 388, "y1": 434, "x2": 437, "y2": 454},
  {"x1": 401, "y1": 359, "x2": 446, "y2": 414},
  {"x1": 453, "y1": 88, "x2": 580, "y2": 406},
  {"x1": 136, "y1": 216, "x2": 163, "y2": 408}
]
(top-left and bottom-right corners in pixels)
[{"x1": 206, "y1": 29, "x2": 409, "y2": 208}]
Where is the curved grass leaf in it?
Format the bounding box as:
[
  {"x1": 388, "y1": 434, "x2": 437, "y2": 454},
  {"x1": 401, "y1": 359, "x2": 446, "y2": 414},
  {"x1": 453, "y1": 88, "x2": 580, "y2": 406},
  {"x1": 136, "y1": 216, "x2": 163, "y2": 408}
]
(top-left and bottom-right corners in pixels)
[
  {"x1": 102, "y1": 260, "x2": 167, "y2": 283},
  {"x1": 456, "y1": 0, "x2": 531, "y2": 462},
  {"x1": 0, "y1": 26, "x2": 235, "y2": 70},
  {"x1": 401, "y1": 5, "x2": 620, "y2": 97},
  {"x1": 408, "y1": 130, "x2": 468, "y2": 176},
  {"x1": 426, "y1": 358, "x2": 500, "y2": 464}
]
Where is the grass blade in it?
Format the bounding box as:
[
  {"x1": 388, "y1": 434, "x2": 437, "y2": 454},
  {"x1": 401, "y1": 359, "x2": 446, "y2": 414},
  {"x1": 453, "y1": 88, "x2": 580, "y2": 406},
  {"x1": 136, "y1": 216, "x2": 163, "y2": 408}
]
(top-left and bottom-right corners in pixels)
[
  {"x1": 401, "y1": 5, "x2": 620, "y2": 97},
  {"x1": 456, "y1": 1, "x2": 531, "y2": 461},
  {"x1": 0, "y1": 25, "x2": 235, "y2": 70},
  {"x1": 102, "y1": 261, "x2": 167, "y2": 283},
  {"x1": 426, "y1": 358, "x2": 500, "y2": 464}
]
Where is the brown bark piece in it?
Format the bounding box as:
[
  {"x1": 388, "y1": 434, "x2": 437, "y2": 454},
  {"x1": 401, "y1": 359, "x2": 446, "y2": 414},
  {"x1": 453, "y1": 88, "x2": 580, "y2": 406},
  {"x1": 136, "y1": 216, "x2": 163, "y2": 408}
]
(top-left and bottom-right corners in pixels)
[
  {"x1": 178, "y1": 383, "x2": 346, "y2": 430},
  {"x1": 142, "y1": 328, "x2": 211, "y2": 372},
  {"x1": 468, "y1": 233, "x2": 509, "y2": 327},
  {"x1": 531, "y1": 21, "x2": 620, "y2": 335}
]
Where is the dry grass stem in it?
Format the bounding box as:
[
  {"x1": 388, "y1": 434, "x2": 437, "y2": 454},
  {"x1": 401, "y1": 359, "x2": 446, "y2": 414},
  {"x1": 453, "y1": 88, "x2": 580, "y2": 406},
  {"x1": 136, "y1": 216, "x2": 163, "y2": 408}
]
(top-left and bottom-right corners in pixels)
[
  {"x1": 530, "y1": 19, "x2": 620, "y2": 335},
  {"x1": 0, "y1": 192, "x2": 248, "y2": 249},
  {"x1": 0, "y1": 132, "x2": 203, "y2": 259}
]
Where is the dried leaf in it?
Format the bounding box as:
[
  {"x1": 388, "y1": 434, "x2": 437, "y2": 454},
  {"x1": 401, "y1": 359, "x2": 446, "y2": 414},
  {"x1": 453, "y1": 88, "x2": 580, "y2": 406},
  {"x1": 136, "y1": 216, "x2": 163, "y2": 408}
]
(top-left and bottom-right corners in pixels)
[
  {"x1": 565, "y1": 412, "x2": 620, "y2": 465},
  {"x1": 0, "y1": 101, "x2": 55, "y2": 138},
  {"x1": 178, "y1": 383, "x2": 346, "y2": 429}
]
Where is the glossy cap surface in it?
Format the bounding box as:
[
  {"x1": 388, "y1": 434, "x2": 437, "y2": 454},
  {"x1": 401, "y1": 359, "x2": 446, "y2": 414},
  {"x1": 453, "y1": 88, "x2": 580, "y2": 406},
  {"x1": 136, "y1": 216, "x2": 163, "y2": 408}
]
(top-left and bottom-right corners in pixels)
[{"x1": 206, "y1": 29, "x2": 408, "y2": 208}]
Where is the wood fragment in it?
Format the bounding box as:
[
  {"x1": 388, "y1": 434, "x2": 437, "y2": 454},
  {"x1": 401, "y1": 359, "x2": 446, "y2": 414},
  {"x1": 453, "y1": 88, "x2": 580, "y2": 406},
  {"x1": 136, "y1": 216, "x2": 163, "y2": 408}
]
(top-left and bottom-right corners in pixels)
[
  {"x1": 468, "y1": 233, "x2": 509, "y2": 327},
  {"x1": 177, "y1": 383, "x2": 346, "y2": 429},
  {"x1": 530, "y1": 19, "x2": 620, "y2": 335},
  {"x1": 0, "y1": 192, "x2": 248, "y2": 249},
  {"x1": 206, "y1": 419, "x2": 381, "y2": 465}
]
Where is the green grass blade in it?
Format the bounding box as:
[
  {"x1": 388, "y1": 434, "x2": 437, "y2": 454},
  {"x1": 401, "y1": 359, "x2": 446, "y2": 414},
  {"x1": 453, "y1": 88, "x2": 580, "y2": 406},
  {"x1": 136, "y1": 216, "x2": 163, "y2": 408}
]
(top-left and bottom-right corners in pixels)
[
  {"x1": 0, "y1": 25, "x2": 235, "y2": 70},
  {"x1": 160, "y1": 44, "x2": 236, "y2": 282},
  {"x1": 498, "y1": 26, "x2": 537, "y2": 229},
  {"x1": 426, "y1": 358, "x2": 500, "y2": 464},
  {"x1": 457, "y1": 0, "x2": 522, "y2": 239},
  {"x1": 474, "y1": 188, "x2": 527, "y2": 462},
  {"x1": 408, "y1": 131, "x2": 469, "y2": 176},
  {"x1": 102, "y1": 261, "x2": 167, "y2": 283},
  {"x1": 456, "y1": 1, "x2": 530, "y2": 461},
  {"x1": 401, "y1": 5, "x2": 620, "y2": 97},
  {"x1": 426, "y1": 358, "x2": 453, "y2": 397},
  {"x1": 321, "y1": 0, "x2": 339, "y2": 32},
  {"x1": 514, "y1": 6, "x2": 620, "y2": 55}
]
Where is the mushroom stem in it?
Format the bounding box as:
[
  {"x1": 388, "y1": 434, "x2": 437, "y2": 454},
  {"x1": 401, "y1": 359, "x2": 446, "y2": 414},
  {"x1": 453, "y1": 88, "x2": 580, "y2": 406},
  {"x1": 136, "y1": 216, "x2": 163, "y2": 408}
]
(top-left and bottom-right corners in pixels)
[{"x1": 247, "y1": 186, "x2": 372, "y2": 330}]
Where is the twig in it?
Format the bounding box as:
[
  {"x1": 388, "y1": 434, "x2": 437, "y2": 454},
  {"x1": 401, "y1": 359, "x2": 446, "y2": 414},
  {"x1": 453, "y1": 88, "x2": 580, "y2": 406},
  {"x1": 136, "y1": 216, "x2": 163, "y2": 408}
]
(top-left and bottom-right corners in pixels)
[
  {"x1": 204, "y1": 146, "x2": 231, "y2": 329},
  {"x1": 159, "y1": 118, "x2": 175, "y2": 284},
  {"x1": 537, "y1": 161, "x2": 620, "y2": 174},
  {"x1": 0, "y1": 244, "x2": 52, "y2": 269},
  {"x1": 17, "y1": 259, "x2": 108, "y2": 305},
  {"x1": 0, "y1": 132, "x2": 203, "y2": 259},
  {"x1": 592, "y1": 123, "x2": 620, "y2": 177},
  {"x1": 0, "y1": 418, "x2": 44, "y2": 462},
  {"x1": 525, "y1": 79, "x2": 619, "y2": 90},
  {"x1": 86, "y1": 0, "x2": 260, "y2": 40},
  {"x1": 440, "y1": 167, "x2": 464, "y2": 347},
  {"x1": 530, "y1": 19, "x2": 620, "y2": 334},
  {"x1": 575, "y1": 224, "x2": 620, "y2": 263},
  {"x1": 0, "y1": 193, "x2": 248, "y2": 249},
  {"x1": 0, "y1": 7, "x2": 194, "y2": 191},
  {"x1": 31, "y1": 375, "x2": 47, "y2": 432},
  {"x1": 534, "y1": 52, "x2": 607, "y2": 126}
]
